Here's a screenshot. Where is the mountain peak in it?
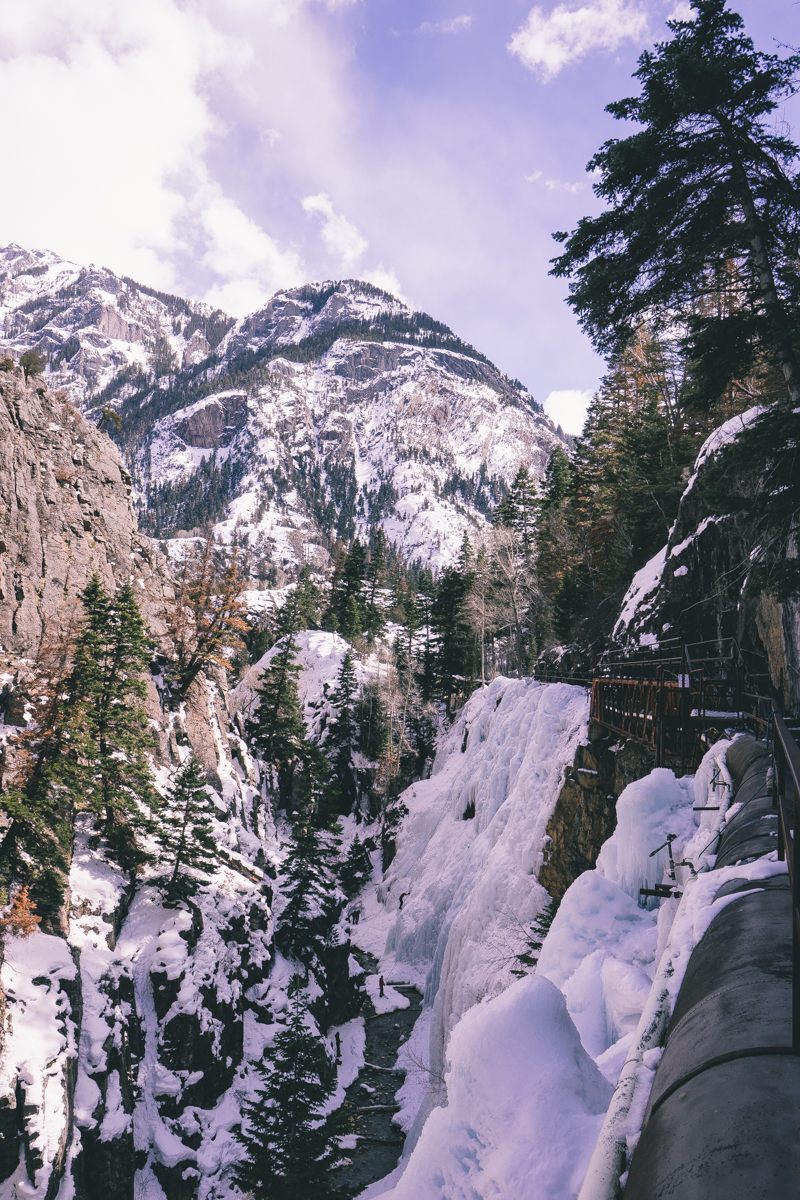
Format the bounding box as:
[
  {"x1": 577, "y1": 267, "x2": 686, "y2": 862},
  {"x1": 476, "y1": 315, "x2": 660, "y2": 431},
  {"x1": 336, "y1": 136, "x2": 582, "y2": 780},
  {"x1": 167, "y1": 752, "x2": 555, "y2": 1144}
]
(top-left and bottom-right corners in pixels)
[{"x1": 219, "y1": 276, "x2": 493, "y2": 376}]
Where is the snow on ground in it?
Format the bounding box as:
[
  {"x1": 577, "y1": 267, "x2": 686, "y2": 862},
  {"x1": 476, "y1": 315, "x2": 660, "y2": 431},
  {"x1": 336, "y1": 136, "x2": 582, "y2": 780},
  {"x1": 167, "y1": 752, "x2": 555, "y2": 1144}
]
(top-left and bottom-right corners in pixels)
[
  {"x1": 536, "y1": 762, "x2": 699, "y2": 1079},
  {"x1": 361, "y1": 679, "x2": 588, "y2": 1078},
  {"x1": 0, "y1": 933, "x2": 79, "y2": 1200},
  {"x1": 595, "y1": 768, "x2": 695, "y2": 902},
  {"x1": 681, "y1": 404, "x2": 765, "y2": 498},
  {"x1": 231, "y1": 629, "x2": 370, "y2": 734},
  {"x1": 352, "y1": 677, "x2": 590, "y2": 1192},
  {"x1": 613, "y1": 547, "x2": 667, "y2": 640},
  {"x1": 365, "y1": 975, "x2": 411, "y2": 1015},
  {"x1": 357, "y1": 705, "x2": 762, "y2": 1199},
  {"x1": 537, "y1": 873, "x2": 658, "y2": 1063}
]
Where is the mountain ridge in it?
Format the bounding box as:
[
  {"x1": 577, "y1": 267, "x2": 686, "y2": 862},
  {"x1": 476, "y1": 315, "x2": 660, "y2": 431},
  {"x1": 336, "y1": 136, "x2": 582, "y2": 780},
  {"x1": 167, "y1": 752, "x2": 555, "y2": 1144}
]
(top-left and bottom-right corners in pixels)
[{"x1": 0, "y1": 247, "x2": 568, "y2": 573}]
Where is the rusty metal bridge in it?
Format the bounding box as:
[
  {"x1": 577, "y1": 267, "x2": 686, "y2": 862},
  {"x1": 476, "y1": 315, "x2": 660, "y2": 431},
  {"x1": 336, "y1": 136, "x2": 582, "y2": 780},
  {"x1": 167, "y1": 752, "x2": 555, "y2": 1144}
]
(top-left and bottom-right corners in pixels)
[{"x1": 589, "y1": 637, "x2": 776, "y2": 769}]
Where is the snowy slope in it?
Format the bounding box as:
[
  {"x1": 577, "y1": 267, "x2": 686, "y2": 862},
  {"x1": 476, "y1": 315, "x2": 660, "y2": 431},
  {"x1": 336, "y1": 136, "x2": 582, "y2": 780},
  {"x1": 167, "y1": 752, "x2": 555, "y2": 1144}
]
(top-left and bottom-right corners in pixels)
[
  {"x1": 349, "y1": 687, "x2": 748, "y2": 1200},
  {"x1": 377, "y1": 975, "x2": 612, "y2": 1200},
  {"x1": 142, "y1": 339, "x2": 562, "y2": 571},
  {"x1": 347, "y1": 676, "x2": 590, "y2": 1182},
  {"x1": 0, "y1": 648, "x2": 365, "y2": 1200}
]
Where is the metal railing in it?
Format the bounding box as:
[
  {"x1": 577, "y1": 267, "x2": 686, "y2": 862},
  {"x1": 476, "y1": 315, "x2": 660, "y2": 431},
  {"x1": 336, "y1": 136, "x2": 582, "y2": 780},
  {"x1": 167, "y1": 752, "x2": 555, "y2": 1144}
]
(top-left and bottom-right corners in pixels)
[
  {"x1": 773, "y1": 713, "x2": 800, "y2": 1055},
  {"x1": 590, "y1": 638, "x2": 774, "y2": 768}
]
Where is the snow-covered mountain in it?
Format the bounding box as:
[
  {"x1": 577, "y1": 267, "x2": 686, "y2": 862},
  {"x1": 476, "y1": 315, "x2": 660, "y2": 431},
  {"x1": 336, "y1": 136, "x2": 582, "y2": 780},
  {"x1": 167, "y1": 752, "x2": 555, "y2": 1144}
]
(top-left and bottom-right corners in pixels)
[
  {"x1": 0, "y1": 248, "x2": 567, "y2": 572},
  {"x1": 130, "y1": 280, "x2": 565, "y2": 571},
  {"x1": 0, "y1": 243, "x2": 233, "y2": 408}
]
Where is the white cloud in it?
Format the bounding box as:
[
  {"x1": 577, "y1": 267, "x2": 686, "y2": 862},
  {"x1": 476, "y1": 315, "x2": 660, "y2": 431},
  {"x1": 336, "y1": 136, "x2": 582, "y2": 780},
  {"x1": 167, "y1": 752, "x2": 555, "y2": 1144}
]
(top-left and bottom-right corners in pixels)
[
  {"x1": 0, "y1": 0, "x2": 305, "y2": 310},
  {"x1": 525, "y1": 171, "x2": 586, "y2": 192},
  {"x1": 543, "y1": 388, "x2": 592, "y2": 435},
  {"x1": 197, "y1": 190, "x2": 305, "y2": 314},
  {"x1": 667, "y1": 1, "x2": 694, "y2": 19},
  {"x1": 508, "y1": 0, "x2": 650, "y2": 81},
  {"x1": 360, "y1": 265, "x2": 408, "y2": 303},
  {"x1": 545, "y1": 178, "x2": 586, "y2": 193},
  {"x1": 301, "y1": 192, "x2": 368, "y2": 271},
  {"x1": 418, "y1": 15, "x2": 473, "y2": 34}
]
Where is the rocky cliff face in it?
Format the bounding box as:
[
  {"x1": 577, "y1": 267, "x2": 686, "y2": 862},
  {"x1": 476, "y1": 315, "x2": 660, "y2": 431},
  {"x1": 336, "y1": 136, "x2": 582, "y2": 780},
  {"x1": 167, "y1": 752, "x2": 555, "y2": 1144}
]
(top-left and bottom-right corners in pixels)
[
  {"x1": 0, "y1": 244, "x2": 233, "y2": 411},
  {"x1": 612, "y1": 406, "x2": 800, "y2": 715},
  {"x1": 539, "y1": 731, "x2": 658, "y2": 901},
  {"x1": 0, "y1": 362, "x2": 170, "y2": 658}
]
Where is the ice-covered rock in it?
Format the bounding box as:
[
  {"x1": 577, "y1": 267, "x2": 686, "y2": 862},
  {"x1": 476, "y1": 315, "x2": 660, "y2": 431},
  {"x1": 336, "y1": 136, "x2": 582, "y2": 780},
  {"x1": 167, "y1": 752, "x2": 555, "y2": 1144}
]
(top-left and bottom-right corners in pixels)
[
  {"x1": 353, "y1": 677, "x2": 589, "y2": 1148},
  {"x1": 370, "y1": 975, "x2": 612, "y2": 1200}
]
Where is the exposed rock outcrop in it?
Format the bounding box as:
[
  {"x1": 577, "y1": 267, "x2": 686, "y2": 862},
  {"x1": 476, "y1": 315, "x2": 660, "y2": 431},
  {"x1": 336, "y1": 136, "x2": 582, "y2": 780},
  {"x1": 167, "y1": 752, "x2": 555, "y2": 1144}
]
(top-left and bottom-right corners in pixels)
[
  {"x1": 540, "y1": 726, "x2": 657, "y2": 900},
  {"x1": 0, "y1": 366, "x2": 171, "y2": 653},
  {"x1": 613, "y1": 407, "x2": 800, "y2": 715}
]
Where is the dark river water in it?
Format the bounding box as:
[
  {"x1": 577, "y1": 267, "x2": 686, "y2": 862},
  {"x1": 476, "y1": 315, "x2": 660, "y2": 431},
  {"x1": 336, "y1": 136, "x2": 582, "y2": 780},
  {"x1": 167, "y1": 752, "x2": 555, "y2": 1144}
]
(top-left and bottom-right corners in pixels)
[{"x1": 335, "y1": 952, "x2": 424, "y2": 1197}]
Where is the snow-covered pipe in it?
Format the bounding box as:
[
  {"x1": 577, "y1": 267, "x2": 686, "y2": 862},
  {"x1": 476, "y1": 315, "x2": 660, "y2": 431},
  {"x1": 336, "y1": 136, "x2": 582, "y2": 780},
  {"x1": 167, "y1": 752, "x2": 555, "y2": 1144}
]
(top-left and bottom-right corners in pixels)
[
  {"x1": 576, "y1": 924, "x2": 677, "y2": 1200},
  {"x1": 579, "y1": 735, "x2": 757, "y2": 1200}
]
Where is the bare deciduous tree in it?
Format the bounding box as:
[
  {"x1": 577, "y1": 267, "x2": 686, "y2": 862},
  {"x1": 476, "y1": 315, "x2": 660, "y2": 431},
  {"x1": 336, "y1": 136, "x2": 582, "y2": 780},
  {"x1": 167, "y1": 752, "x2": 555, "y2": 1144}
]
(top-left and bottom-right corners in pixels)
[{"x1": 165, "y1": 540, "x2": 249, "y2": 698}]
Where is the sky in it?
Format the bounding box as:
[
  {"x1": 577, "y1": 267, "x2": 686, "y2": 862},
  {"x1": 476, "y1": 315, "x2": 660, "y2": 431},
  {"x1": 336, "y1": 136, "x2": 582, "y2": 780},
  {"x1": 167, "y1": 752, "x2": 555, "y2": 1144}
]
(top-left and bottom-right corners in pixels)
[{"x1": 0, "y1": 0, "x2": 796, "y2": 434}]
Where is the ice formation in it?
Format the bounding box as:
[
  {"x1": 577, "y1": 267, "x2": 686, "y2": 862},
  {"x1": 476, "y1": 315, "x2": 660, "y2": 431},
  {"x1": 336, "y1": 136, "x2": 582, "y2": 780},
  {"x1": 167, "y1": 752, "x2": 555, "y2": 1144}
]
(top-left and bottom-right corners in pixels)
[
  {"x1": 359, "y1": 705, "x2": 760, "y2": 1199},
  {"x1": 375, "y1": 976, "x2": 612, "y2": 1200},
  {"x1": 356, "y1": 678, "x2": 589, "y2": 1087}
]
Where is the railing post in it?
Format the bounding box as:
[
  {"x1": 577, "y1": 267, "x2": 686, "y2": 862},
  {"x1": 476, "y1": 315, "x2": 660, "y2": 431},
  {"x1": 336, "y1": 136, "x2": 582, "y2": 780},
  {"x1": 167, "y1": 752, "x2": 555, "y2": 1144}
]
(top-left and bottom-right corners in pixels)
[
  {"x1": 655, "y1": 668, "x2": 664, "y2": 768},
  {"x1": 792, "y1": 757, "x2": 800, "y2": 1056}
]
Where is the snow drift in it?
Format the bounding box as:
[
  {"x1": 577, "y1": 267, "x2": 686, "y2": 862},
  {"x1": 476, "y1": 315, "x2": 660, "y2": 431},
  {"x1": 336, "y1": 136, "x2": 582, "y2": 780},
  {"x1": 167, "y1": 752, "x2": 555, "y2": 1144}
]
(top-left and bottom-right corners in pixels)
[{"x1": 378, "y1": 975, "x2": 611, "y2": 1200}]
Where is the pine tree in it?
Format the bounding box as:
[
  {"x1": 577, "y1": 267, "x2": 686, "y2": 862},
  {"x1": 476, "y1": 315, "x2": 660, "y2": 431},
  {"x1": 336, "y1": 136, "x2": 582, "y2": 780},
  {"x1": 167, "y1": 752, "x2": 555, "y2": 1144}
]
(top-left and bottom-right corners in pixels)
[
  {"x1": 157, "y1": 757, "x2": 219, "y2": 900},
  {"x1": 431, "y1": 567, "x2": 475, "y2": 698},
  {"x1": 234, "y1": 980, "x2": 350, "y2": 1200},
  {"x1": 0, "y1": 577, "x2": 155, "y2": 912},
  {"x1": 325, "y1": 652, "x2": 359, "y2": 818},
  {"x1": 294, "y1": 566, "x2": 322, "y2": 631},
  {"x1": 551, "y1": 0, "x2": 800, "y2": 408},
  {"x1": 456, "y1": 532, "x2": 474, "y2": 574},
  {"x1": 248, "y1": 597, "x2": 322, "y2": 812},
  {"x1": 328, "y1": 540, "x2": 367, "y2": 639},
  {"x1": 71, "y1": 577, "x2": 156, "y2": 865},
  {"x1": 339, "y1": 835, "x2": 373, "y2": 899},
  {"x1": 44, "y1": 578, "x2": 154, "y2": 865},
  {"x1": 20, "y1": 348, "x2": 45, "y2": 379},
  {"x1": 363, "y1": 529, "x2": 387, "y2": 641},
  {"x1": 539, "y1": 449, "x2": 572, "y2": 514},
  {"x1": 276, "y1": 820, "x2": 343, "y2": 967},
  {"x1": 497, "y1": 467, "x2": 538, "y2": 553},
  {"x1": 340, "y1": 595, "x2": 362, "y2": 642},
  {"x1": 463, "y1": 544, "x2": 495, "y2": 686}
]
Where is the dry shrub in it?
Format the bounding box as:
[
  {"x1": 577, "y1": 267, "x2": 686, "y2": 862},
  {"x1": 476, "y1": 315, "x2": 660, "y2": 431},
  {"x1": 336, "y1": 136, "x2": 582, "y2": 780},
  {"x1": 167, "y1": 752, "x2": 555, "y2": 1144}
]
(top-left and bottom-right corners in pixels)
[{"x1": 1, "y1": 886, "x2": 42, "y2": 938}]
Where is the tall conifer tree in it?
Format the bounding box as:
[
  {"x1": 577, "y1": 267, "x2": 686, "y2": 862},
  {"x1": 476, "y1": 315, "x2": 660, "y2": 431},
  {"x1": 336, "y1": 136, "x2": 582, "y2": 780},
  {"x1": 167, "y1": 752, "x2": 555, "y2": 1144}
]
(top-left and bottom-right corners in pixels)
[
  {"x1": 325, "y1": 652, "x2": 359, "y2": 817},
  {"x1": 276, "y1": 818, "x2": 342, "y2": 967},
  {"x1": 363, "y1": 529, "x2": 387, "y2": 642},
  {"x1": 1, "y1": 575, "x2": 155, "y2": 909},
  {"x1": 234, "y1": 980, "x2": 350, "y2": 1200},
  {"x1": 247, "y1": 596, "x2": 322, "y2": 812},
  {"x1": 157, "y1": 757, "x2": 219, "y2": 899}
]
